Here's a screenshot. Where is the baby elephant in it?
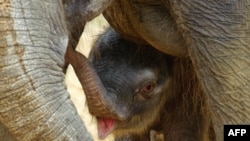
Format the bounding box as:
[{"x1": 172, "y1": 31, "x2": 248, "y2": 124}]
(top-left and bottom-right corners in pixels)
[{"x1": 88, "y1": 28, "x2": 214, "y2": 141}]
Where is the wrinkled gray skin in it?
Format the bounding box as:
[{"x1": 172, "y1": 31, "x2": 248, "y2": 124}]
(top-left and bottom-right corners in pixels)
[
  {"x1": 66, "y1": 1, "x2": 250, "y2": 140},
  {"x1": 0, "y1": 0, "x2": 108, "y2": 140},
  {"x1": 1, "y1": 0, "x2": 115, "y2": 140},
  {"x1": 1, "y1": 0, "x2": 250, "y2": 140},
  {"x1": 88, "y1": 28, "x2": 214, "y2": 141}
]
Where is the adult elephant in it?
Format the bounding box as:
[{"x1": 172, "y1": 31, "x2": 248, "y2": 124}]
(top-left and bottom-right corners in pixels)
[
  {"x1": 0, "y1": 0, "x2": 104, "y2": 140},
  {"x1": 65, "y1": 0, "x2": 250, "y2": 141},
  {"x1": 1, "y1": 0, "x2": 250, "y2": 141}
]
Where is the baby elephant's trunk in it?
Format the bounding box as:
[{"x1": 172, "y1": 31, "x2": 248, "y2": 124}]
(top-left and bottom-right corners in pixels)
[{"x1": 65, "y1": 46, "x2": 118, "y2": 119}]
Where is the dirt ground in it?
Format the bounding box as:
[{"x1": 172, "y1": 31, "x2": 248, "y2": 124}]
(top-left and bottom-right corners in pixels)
[{"x1": 64, "y1": 15, "x2": 114, "y2": 141}]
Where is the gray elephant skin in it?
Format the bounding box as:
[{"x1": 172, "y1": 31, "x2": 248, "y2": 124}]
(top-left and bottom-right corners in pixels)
[
  {"x1": 1, "y1": 0, "x2": 250, "y2": 141},
  {"x1": 66, "y1": 1, "x2": 250, "y2": 141},
  {"x1": 0, "y1": 0, "x2": 94, "y2": 140}
]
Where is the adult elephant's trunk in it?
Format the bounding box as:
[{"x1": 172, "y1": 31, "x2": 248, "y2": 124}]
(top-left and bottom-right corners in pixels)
[
  {"x1": 169, "y1": 1, "x2": 250, "y2": 140},
  {"x1": 0, "y1": 0, "x2": 93, "y2": 140},
  {"x1": 66, "y1": 47, "x2": 119, "y2": 119}
]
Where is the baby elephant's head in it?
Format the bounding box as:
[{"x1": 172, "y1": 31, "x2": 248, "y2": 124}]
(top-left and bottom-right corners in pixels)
[{"x1": 87, "y1": 28, "x2": 174, "y2": 139}]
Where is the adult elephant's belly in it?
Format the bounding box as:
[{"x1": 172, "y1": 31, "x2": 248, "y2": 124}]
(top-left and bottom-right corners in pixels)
[{"x1": 103, "y1": 0, "x2": 187, "y2": 57}]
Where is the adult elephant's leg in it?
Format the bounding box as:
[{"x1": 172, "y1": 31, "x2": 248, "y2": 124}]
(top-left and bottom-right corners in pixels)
[
  {"x1": 0, "y1": 0, "x2": 92, "y2": 140},
  {"x1": 168, "y1": 1, "x2": 250, "y2": 140},
  {"x1": 0, "y1": 124, "x2": 15, "y2": 141}
]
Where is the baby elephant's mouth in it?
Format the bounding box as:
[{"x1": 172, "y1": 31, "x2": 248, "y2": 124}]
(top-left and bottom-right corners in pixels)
[{"x1": 97, "y1": 117, "x2": 119, "y2": 139}]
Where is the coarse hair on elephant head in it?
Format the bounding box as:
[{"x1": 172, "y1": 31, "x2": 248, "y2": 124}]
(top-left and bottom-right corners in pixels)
[{"x1": 84, "y1": 27, "x2": 215, "y2": 141}]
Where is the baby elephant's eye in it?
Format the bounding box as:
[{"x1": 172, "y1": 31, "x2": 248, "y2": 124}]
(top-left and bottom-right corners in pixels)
[{"x1": 138, "y1": 82, "x2": 156, "y2": 100}]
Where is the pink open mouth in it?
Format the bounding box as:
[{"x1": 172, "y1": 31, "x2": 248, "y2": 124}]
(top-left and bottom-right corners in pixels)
[{"x1": 97, "y1": 117, "x2": 118, "y2": 139}]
